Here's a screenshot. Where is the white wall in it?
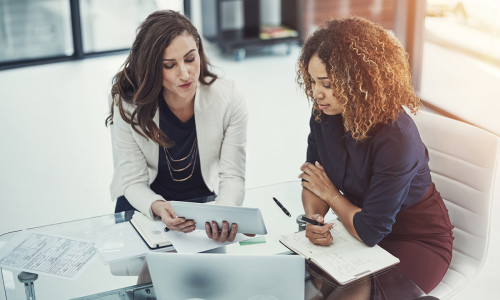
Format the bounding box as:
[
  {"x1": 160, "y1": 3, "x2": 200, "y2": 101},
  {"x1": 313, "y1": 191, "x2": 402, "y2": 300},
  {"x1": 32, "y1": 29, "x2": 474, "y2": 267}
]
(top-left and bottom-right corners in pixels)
[{"x1": 0, "y1": 55, "x2": 124, "y2": 235}]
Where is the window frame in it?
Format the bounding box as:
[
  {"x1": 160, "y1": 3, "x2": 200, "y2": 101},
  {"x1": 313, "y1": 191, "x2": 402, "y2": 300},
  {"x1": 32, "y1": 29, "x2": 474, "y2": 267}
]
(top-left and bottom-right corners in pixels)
[{"x1": 0, "y1": 0, "x2": 190, "y2": 70}]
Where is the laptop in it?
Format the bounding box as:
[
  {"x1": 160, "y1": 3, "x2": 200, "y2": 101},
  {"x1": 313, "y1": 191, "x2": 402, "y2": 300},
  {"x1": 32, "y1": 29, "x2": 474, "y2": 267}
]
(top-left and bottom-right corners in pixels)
[{"x1": 146, "y1": 252, "x2": 305, "y2": 300}]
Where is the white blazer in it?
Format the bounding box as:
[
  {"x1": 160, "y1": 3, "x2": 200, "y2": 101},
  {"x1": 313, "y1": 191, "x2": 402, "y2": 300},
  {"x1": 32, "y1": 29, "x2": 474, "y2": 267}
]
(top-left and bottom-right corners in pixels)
[{"x1": 110, "y1": 79, "x2": 247, "y2": 218}]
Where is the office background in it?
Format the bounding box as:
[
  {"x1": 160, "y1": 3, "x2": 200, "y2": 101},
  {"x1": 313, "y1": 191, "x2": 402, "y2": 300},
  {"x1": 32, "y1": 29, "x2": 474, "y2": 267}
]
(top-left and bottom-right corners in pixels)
[{"x1": 1, "y1": 0, "x2": 499, "y2": 299}]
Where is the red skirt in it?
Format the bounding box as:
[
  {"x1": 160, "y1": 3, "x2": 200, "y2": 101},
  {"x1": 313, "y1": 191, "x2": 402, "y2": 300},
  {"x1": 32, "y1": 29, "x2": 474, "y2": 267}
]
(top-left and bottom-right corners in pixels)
[{"x1": 378, "y1": 183, "x2": 454, "y2": 294}]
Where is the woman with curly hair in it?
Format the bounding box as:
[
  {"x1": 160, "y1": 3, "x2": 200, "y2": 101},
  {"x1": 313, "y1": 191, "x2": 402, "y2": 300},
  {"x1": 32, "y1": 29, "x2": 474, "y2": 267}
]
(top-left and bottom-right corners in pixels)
[
  {"x1": 297, "y1": 17, "x2": 453, "y2": 294},
  {"x1": 107, "y1": 10, "x2": 247, "y2": 243}
]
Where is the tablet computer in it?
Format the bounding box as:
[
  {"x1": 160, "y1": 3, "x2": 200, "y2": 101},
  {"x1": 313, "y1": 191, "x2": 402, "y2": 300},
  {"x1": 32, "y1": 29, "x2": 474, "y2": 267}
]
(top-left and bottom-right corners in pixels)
[{"x1": 170, "y1": 201, "x2": 267, "y2": 235}]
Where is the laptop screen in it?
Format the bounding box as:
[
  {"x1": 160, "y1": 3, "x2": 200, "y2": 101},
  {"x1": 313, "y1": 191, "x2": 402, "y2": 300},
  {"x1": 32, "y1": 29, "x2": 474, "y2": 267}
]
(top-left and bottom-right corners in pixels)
[{"x1": 146, "y1": 252, "x2": 305, "y2": 300}]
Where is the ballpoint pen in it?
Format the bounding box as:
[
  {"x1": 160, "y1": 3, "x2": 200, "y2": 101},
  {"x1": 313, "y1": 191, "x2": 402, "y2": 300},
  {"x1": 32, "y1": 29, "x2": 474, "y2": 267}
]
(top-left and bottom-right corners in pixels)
[
  {"x1": 272, "y1": 197, "x2": 291, "y2": 217},
  {"x1": 301, "y1": 216, "x2": 325, "y2": 226}
]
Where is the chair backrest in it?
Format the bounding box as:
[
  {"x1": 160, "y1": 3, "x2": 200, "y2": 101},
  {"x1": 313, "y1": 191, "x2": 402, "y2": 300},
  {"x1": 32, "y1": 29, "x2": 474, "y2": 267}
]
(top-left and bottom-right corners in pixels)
[{"x1": 411, "y1": 110, "x2": 500, "y2": 298}]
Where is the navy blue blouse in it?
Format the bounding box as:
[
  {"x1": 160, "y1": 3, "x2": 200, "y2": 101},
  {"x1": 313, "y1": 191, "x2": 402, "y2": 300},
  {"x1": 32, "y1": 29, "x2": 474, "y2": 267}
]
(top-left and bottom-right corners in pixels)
[{"x1": 306, "y1": 111, "x2": 432, "y2": 246}]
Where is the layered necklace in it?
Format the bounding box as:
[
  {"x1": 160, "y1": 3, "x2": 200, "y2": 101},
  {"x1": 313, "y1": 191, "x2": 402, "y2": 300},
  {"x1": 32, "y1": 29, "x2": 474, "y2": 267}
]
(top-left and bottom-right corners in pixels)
[{"x1": 163, "y1": 137, "x2": 198, "y2": 182}]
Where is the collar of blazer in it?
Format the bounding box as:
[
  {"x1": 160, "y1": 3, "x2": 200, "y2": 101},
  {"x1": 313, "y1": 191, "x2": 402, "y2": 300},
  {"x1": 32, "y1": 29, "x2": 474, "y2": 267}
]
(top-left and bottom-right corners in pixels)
[{"x1": 148, "y1": 83, "x2": 213, "y2": 162}]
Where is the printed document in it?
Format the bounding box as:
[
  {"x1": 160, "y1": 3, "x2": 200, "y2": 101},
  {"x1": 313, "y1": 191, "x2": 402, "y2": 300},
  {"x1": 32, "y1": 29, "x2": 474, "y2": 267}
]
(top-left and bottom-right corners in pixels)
[{"x1": 0, "y1": 231, "x2": 97, "y2": 280}]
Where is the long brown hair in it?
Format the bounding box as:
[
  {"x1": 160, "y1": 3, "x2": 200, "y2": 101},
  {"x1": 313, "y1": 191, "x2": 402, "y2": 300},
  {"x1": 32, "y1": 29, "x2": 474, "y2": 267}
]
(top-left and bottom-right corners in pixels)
[
  {"x1": 297, "y1": 16, "x2": 421, "y2": 141},
  {"x1": 106, "y1": 10, "x2": 217, "y2": 147}
]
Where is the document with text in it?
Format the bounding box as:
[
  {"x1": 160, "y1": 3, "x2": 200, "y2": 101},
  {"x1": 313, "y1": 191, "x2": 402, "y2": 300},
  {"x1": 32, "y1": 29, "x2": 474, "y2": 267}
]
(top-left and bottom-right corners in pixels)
[
  {"x1": 0, "y1": 231, "x2": 98, "y2": 280},
  {"x1": 280, "y1": 219, "x2": 399, "y2": 285}
]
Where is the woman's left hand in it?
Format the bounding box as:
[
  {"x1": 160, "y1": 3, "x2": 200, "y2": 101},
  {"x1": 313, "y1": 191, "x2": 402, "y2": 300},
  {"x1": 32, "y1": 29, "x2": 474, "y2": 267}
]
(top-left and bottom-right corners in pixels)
[
  {"x1": 299, "y1": 161, "x2": 339, "y2": 202},
  {"x1": 205, "y1": 221, "x2": 238, "y2": 243}
]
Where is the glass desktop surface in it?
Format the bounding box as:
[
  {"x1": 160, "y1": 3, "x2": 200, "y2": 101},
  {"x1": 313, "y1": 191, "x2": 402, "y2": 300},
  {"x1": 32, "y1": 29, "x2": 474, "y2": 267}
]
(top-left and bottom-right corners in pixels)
[
  {"x1": 0, "y1": 213, "x2": 141, "y2": 300},
  {"x1": 0, "y1": 181, "x2": 425, "y2": 299},
  {"x1": 305, "y1": 261, "x2": 425, "y2": 300}
]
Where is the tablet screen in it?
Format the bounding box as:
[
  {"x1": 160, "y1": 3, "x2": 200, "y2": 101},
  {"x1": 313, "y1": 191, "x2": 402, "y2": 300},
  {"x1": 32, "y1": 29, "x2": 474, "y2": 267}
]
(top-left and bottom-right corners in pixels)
[{"x1": 170, "y1": 201, "x2": 267, "y2": 235}]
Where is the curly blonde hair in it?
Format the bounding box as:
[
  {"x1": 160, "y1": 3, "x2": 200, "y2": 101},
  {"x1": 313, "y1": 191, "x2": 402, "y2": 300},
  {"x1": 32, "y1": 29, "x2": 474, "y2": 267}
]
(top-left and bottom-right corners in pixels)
[{"x1": 297, "y1": 16, "x2": 421, "y2": 141}]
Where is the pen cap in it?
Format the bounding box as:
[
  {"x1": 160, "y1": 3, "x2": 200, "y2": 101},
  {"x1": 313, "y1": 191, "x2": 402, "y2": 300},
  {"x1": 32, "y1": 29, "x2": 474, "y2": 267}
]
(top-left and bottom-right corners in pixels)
[{"x1": 296, "y1": 214, "x2": 306, "y2": 231}]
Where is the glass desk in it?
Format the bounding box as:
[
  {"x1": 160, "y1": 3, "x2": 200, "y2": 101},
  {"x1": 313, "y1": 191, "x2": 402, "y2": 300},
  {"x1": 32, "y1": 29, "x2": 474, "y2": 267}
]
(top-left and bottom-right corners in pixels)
[{"x1": 0, "y1": 181, "x2": 425, "y2": 299}]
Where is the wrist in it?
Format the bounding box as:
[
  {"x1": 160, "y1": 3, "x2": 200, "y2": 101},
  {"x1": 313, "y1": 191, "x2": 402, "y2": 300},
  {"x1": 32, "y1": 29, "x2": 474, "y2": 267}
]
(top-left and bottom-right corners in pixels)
[
  {"x1": 151, "y1": 200, "x2": 166, "y2": 217},
  {"x1": 326, "y1": 191, "x2": 342, "y2": 207}
]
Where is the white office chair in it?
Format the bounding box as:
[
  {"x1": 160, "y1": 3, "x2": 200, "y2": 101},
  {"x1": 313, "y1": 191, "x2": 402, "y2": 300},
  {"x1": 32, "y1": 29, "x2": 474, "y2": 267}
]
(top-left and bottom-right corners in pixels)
[{"x1": 411, "y1": 110, "x2": 500, "y2": 299}]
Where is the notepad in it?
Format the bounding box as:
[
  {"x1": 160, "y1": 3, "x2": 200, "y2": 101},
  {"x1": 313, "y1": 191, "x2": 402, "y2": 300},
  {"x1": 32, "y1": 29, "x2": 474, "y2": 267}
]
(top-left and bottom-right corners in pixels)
[
  {"x1": 279, "y1": 218, "x2": 399, "y2": 285},
  {"x1": 130, "y1": 212, "x2": 172, "y2": 250}
]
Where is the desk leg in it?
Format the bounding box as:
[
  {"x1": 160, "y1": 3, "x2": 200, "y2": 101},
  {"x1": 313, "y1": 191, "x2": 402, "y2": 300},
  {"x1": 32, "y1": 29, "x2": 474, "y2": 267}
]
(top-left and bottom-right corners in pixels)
[{"x1": 17, "y1": 272, "x2": 37, "y2": 300}]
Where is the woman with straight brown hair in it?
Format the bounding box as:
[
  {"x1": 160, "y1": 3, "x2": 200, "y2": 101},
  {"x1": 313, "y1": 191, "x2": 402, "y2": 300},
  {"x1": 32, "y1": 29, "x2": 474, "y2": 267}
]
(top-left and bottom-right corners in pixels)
[{"x1": 107, "y1": 10, "x2": 247, "y2": 243}]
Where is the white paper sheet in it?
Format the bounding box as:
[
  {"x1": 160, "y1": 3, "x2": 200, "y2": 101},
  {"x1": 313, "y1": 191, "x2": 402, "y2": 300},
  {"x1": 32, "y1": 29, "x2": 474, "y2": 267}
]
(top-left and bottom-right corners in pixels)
[
  {"x1": 0, "y1": 231, "x2": 98, "y2": 280},
  {"x1": 144, "y1": 218, "x2": 251, "y2": 253},
  {"x1": 94, "y1": 222, "x2": 153, "y2": 264},
  {"x1": 280, "y1": 218, "x2": 400, "y2": 285},
  {"x1": 165, "y1": 230, "x2": 250, "y2": 253},
  {"x1": 94, "y1": 221, "x2": 249, "y2": 262}
]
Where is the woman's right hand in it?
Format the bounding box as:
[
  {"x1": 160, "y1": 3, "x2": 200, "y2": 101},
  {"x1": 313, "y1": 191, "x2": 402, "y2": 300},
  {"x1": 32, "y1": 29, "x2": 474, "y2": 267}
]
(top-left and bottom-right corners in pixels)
[
  {"x1": 304, "y1": 214, "x2": 334, "y2": 246},
  {"x1": 151, "y1": 200, "x2": 196, "y2": 233}
]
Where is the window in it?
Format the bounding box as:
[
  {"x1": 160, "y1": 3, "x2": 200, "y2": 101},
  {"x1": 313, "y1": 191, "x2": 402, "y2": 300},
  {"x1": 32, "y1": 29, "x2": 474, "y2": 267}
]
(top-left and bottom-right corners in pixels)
[
  {"x1": 80, "y1": 0, "x2": 181, "y2": 53},
  {"x1": 0, "y1": 0, "x2": 73, "y2": 64},
  {"x1": 420, "y1": 0, "x2": 500, "y2": 134},
  {"x1": 0, "y1": 0, "x2": 183, "y2": 69}
]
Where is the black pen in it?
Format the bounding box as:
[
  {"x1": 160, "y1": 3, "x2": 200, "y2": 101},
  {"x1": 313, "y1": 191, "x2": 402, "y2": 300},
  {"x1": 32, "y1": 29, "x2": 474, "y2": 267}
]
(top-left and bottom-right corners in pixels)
[
  {"x1": 301, "y1": 216, "x2": 325, "y2": 226},
  {"x1": 272, "y1": 197, "x2": 291, "y2": 217}
]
